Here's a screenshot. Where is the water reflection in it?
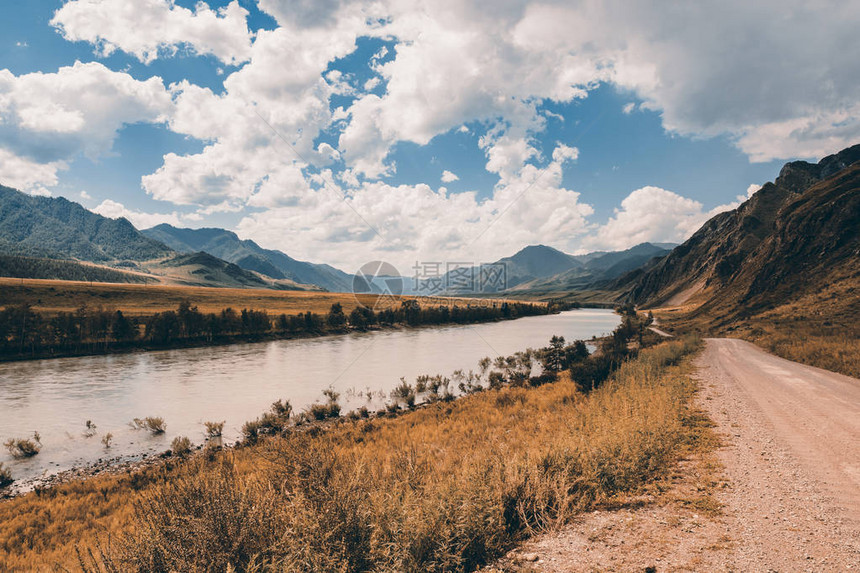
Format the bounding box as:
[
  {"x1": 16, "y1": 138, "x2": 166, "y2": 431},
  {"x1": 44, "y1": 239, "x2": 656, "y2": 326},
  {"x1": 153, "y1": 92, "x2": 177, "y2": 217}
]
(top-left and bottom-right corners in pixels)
[{"x1": 0, "y1": 309, "x2": 619, "y2": 482}]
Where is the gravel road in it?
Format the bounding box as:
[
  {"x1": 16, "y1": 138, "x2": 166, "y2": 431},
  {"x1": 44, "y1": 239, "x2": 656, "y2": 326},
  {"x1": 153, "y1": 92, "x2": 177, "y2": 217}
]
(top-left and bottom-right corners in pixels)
[
  {"x1": 490, "y1": 338, "x2": 860, "y2": 571},
  {"x1": 695, "y1": 337, "x2": 860, "y2": 570}
]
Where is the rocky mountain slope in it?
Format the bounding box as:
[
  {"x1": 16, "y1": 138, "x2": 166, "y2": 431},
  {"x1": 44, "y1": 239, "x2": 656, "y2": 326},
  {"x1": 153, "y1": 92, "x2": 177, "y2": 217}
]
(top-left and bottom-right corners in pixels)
[{"x1": 617, "y1": 144, "x2": 860, "y2": 316}]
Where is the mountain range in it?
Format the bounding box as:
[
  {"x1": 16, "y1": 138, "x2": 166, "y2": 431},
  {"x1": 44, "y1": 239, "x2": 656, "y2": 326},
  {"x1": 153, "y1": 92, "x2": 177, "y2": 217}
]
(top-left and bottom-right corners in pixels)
[
  {"x1": 615, "y1": 143, "x2": 860, "y2": 333},
  {"x1": 142, "y1": 224, "x2": 352, "y2": 292},
  {"x1": 0, "y1": 184, "x2": 673, "y2": 294}
]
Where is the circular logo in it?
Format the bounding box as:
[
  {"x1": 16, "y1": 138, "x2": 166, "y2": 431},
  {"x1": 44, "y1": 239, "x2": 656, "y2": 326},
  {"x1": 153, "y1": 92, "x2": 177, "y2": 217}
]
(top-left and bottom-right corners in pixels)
[{"x1": 353, "y1": 261, "x2": 404, "y2": 310}]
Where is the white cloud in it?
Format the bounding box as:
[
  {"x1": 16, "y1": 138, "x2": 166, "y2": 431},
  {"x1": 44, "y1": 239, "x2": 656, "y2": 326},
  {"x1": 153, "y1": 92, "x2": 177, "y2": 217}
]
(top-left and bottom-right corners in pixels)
[
  {"x1": 441, "y1": 170, "x2": 459, "y2": 183},
  {"x1": 746, "y1": 184, "x2": 762, "y2": 199},
  {"x1": 93, "y1": 199, "x2": 187, "y2": 229},
  {"x1": 23, "y1": 0, "x2": 860, "y2": 270},
  {"x1": 622, "y1": 102, "x2": 636, "y2": 114},
  {"x1": 79, "y1": 190, "x2": 92, "y2": 200},
  {"x1": 584, "y1": 186, "x2": 737, "y2": 251},
  {"x1": 236, "y1": 143, "x2": 593, "y2": 270},
  {"x1": 328, "y1": 0, "x2": 860, "y2": 172},
  {"x1": 0, "y1": 148, "x2": 64, "y2": 194},
  {"x1": 51, "y1": 0, "x2": 253, "y2": 65},
  {"x1": 0, "y1": 61, "x2": 171, "y2": 191}
]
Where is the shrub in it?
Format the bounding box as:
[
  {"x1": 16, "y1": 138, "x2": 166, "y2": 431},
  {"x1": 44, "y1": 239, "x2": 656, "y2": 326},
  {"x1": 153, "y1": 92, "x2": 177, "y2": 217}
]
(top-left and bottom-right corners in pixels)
[
  {"x1": 4, "y1": 433, "x2": 41, "y2": 458},
  {"x1": 132, "y1": 417, "x2": 166, "y2": 434},
  {"x1": 171, "y1": 436, "x2": 192, "y2": 456},
  {"x1": 101, "y1": 433, "x2": 113, "y2": 448},
  {"x1": 309, "y1": 402, "x2": 341, "y2": 420},
  {"x1": 322, "y1": 388, "x2": 340, "y2": 403},
  {"x1": 83, "y1": 420, "x2": 97, "y2": 438},
  {"x1": 0, "y1": 463, "x2": 13, "y2": 488},
  {"x1": 391, "y1": 378, "x2": 413, "y2": 399},
  {"x1": 204, "y1": 421, "x2": 225, "y2": 438},
  {"x1": 270, "y1": 399, "x2": 292, "y2": 419},
  {"x1": 241, "y1": 419, "x2": 263, "y2": 443}
]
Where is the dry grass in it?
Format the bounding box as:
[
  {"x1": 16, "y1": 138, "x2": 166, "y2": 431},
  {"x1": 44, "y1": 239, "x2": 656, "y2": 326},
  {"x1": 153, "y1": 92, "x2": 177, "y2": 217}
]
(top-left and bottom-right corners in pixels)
[
  {"x1": 0, "y1": 337, "x2": 702, "y2": 572},
  {"x1": 0, "y1": 277, "x2": 529, "y2": 319}
]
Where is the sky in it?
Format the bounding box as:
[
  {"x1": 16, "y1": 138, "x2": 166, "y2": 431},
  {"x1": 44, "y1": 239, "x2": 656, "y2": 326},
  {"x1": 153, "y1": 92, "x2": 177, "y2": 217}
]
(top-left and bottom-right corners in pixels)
[{"x1": 1, "y1": 0, "x2": 858, "y2": 273}]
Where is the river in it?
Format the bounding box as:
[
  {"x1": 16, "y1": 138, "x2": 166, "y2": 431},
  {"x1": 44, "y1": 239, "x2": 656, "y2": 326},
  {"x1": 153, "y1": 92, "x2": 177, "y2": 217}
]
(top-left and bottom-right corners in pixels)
[{"x1": 0, "y1": 309, "x2": 619, "y2": 483}]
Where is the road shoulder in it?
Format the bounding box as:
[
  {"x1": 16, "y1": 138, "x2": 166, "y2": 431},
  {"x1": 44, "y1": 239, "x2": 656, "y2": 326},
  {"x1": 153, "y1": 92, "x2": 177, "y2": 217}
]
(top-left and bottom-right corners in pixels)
[{"x1": 486, "y1": 340, "x2": 860, "y2": 571}]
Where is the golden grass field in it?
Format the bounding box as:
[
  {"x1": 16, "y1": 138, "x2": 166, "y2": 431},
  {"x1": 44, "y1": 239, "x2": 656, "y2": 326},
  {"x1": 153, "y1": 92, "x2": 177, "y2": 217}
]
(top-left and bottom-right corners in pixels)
[
  {"x1": 0, "y1": 337, "x2": 703, "y2": 572},
  {"x1": 0, "y1": 278, "x2": 526, "y2": 318}
]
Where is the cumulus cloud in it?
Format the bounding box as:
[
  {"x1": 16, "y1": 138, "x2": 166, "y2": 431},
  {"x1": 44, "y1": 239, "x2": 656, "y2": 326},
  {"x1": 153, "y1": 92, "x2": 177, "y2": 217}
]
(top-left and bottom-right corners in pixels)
[
  {"x1": 441, "y1": 170, "x2": 459, "y2": 183},
  {"x1": 93, "y1": 199, "x2": 187, "y2": 229},
  {"x1": 236, "y1": 143, "x2": 593, "y2": 270},
  {"x1": 0, "y1": 61, "x2": 170, "y2": 191},
  {"x1": 51, "y1": 0, "x2": 253, "y2": 65},
  {"x1": 584, "y1": 186, "x2": 738, "y2": 251},
  {"x1": 24, "y1": 0, "x2": 860, "y2": 268}
]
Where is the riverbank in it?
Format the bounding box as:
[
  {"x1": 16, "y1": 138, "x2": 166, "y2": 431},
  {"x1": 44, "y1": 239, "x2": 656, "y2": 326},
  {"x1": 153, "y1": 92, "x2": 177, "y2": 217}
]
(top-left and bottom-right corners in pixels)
[
  {"x1": 0, "y1": 298, "x2": 554, "y2": 363},
  {"x1": 1, "y1": 328, "x2": 701, "y2": 571}
]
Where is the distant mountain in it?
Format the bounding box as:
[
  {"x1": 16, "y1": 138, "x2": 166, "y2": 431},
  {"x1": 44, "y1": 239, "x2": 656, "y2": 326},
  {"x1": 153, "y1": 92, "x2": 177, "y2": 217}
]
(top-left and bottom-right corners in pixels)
[
  {"x1": 406, "y1": 243, "x2": 673, "y2": 297},
  {"x1": 508, "y1": 243, "x2": 675, "y2": 294},
  {"x1": 0, "y1": 186, "x2": 324, "y2": 290},
  {"x1": 0, "y1": 185, "x2": 171, "y2": 262},
  {"x1": 615, "y1": 144, "x2": 860, "y2": 324},
  {"x1": 494, "y1": 245, "x2": 583, "y2": 288},
  {"x1": 142, "y1": 224, "x2": 352, "y2": 292}
]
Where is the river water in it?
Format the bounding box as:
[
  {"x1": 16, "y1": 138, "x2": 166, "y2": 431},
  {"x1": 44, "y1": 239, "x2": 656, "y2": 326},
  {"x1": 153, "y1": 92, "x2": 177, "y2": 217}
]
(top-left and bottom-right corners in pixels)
[{"x1": 0, "y1": 309, "x2": 619, "y2": 483}]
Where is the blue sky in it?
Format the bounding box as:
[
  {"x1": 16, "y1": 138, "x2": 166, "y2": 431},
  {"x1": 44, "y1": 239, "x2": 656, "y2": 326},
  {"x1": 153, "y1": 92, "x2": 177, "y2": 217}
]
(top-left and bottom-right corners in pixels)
[{"x1": 0, "y1": 0, "x2": 857, "y2": 270}]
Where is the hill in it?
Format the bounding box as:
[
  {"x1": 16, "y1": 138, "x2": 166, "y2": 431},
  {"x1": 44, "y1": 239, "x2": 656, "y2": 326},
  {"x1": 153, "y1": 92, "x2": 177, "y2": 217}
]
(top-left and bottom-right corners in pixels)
[
  {"x1": 0, "y1": 255, "x2": 147, "y2": 284},
  {"x1": 143, "y1": 224, "x2": 352, "y2": 292},
  {"x1": 618, "y1": 143, "x2": 860, "y2": 376},
  {"x1": 511, "y1": 243, "x2": 674, "y2": 297},
  {"x1": 0, "y1": 186, "x2": 171, "y2": 263}
]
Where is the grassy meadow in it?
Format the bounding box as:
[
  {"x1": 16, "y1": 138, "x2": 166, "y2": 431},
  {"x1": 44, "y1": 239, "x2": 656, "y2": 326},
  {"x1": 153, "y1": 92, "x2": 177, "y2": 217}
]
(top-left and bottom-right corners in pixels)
[
  {"x1": 0, "y1": 335, "x2": 703, "y2": 572},
  {"x1": 0, "y1": 277, "x2": 529, "y2": 319}
]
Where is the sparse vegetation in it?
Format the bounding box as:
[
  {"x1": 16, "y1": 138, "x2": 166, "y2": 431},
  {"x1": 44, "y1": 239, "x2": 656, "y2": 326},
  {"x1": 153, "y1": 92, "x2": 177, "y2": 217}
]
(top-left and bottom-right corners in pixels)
[
  {"x1": 170, "y1": 436, "x2": 192, "y2": 456},
  {"x1": 0, "y1": 463, "x2": 13, "y2": 488},
  {"x1": 203, "y1": 421, "x2": 225, "y2": 438},
  {"x1": 0, "y1": 314, "x2": 704, "y2": 572},
  {"x1": 83, "y1": 420, "x2": 97, "y2": 438},
  {"x1": 64, "y1": 335, "x2": 701, "y2": 572},
  {"x1": 131, "y1": 417, "x2": 166, "y2": 435},
  {"x1": 101, "y1": 433, "x2": 113, "y2": 449},
  {"x1": 4, "y1": 433, "x2": 41, "y2": 458}
]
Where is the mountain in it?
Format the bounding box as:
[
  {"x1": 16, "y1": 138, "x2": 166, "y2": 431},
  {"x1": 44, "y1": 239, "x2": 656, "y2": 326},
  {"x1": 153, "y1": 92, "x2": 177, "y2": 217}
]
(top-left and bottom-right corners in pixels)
[
  {"x1": 494, "y1": 245, "x2": 584, "y2": 288},
  {"x1": 0, "y1": 185, "x2": 171, "y2": 262},
  {"x1": 143, "y1": 224, "x2": 353, "y2": 292},
  {"x1": 0, "y1": 186, "x2": 323, "y2": 290},
  {"x1": 405, "y1": 243, "x2": 674, "y2": 298},
  {"x1": 616, "y1": 143, "x2": 860, "y2": 315},
  {"x1": 508, "y1": 243, "x2": 676, "y2": 295},
  {"x1": 613, "y1": 143, "x2": 860, "y2": 377}
]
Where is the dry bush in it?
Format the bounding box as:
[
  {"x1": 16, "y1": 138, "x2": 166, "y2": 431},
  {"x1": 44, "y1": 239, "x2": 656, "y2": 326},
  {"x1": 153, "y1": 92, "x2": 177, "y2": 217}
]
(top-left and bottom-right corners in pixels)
[
  {"x1": 204, "y1": 421, "x2": 225, "y2": 438},
  {"x1": 4, "y1": 433, "x2": 41, "y2": 458},
  {"x1": 170, "y1": 436, "x2": 192, "y2": 456},
  {"x1": 0, "y1": 463, "x2": 13, "y2": 488},
  {"x1": 131, "y1": 417, "x2": 166, "y2": 435}
]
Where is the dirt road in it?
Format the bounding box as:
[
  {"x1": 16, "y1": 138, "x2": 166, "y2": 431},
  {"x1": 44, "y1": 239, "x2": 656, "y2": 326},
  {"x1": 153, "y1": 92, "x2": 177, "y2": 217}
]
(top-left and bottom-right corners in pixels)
[{"x1": 492, "y1": 338, "x2": 860, "y2": 571}]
